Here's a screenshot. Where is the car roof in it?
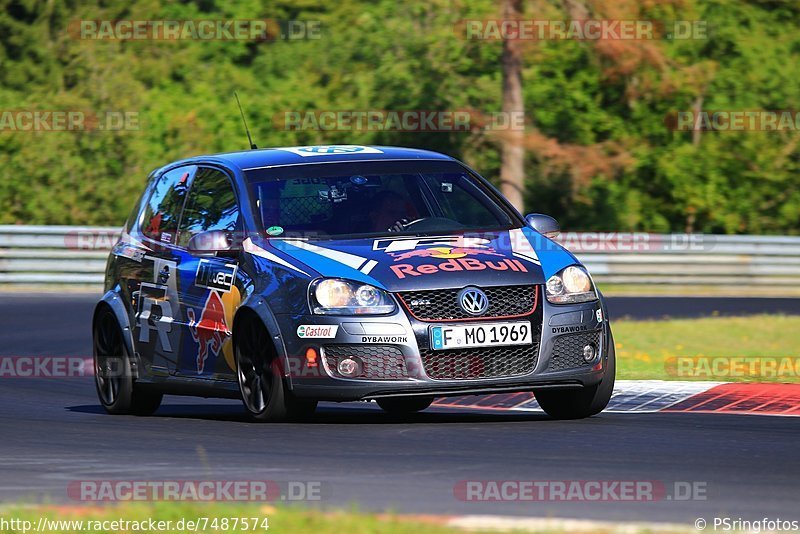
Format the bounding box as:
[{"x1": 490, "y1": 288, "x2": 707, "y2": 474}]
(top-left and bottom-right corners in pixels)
[{"x1": 171, "y1": 145, "x2": 455, "y2": 172}]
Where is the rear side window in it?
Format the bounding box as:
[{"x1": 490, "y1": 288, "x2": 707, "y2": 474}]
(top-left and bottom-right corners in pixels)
[
  {"x1": 177, "y1": 167, "x2": 240, "y2": 248},
  {"x1": 139, "y1": 166, "x2": 195, "y2": 245}
]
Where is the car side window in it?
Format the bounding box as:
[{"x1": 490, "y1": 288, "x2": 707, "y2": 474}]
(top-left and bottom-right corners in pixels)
[
  {"x1": 178, "y1": 167, "x2": 240, "y2": 248},
  {"x1": 139, "y1": 166, "x2": 195, "y2": 245}
]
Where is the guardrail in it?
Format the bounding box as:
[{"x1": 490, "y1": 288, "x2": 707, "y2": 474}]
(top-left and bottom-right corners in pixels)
[
  {"x1": 2, "y1": 226, "x2": 800, "y2": 289},
  {"x1": 0, "y1": 225, "x2": 117, "y2": 285},
  {"x1": 562, "y1": 233, "x2": 800, "y2": 286}
]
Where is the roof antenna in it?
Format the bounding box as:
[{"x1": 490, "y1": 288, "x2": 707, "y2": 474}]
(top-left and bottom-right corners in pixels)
[{"x1": 234, "y1": 91, "x2": 257, "y2": 150}]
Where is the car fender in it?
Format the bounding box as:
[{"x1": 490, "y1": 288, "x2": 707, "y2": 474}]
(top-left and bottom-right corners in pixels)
[
  {"x1": 94, "y1": 289, "x2": 138, "y2": 376},
  {"x1": 233, "y1": 294, "x2": 295, "y2": 390}
]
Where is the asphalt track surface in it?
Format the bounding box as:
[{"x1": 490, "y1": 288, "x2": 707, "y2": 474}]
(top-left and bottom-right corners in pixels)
[{"x1": 1, "y1": 293, "x2": 799, "y2": 524}]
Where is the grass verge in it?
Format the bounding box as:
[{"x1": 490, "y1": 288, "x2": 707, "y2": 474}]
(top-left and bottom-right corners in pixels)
[
  {"x1": 614, "y1": 315, "x2": 800, "y2": 382},
  {"x1": 0, "y1": 503, "x2": 699, "y2": 534},
  {"x1": 1, "y1": 503, "x2": 455, "y2": 534}
]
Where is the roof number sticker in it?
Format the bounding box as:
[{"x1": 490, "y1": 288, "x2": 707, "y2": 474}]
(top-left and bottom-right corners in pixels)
[{"x1": 277, "y1": 145, "x2": 384, "y2": 157}]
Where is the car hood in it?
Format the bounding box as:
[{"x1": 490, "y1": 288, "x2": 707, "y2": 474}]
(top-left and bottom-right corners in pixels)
[{"x1": 259, "y1": 227, "x2": 578, "y2": 292}]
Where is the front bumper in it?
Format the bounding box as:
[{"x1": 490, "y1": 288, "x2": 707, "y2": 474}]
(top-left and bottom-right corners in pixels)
[{"x1": 277, "y1": 296, "x2": 610, "y2": 402}]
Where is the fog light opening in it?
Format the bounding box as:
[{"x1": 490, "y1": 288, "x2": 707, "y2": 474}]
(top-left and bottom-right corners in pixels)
[
  {"x1": 582, "y1": 344, "x2": 597, "y2": 362},
  {"x1": 337, "y1": 357, "x2": 363, "y2": 378}
]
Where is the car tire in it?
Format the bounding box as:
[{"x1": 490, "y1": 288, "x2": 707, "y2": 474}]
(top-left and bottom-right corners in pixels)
[
  {"x1": 93, "y1": 309, "x2": 163, "y2": 416},
  {"x1": 235, "y1": 320, "x2": 316, "y2": 422},
  {"x1": 534, "y1": 329, "x2": 616, "y2": 420},
  {"x1": 377, "y1": 396, "x2": 434, "y2": 415}
]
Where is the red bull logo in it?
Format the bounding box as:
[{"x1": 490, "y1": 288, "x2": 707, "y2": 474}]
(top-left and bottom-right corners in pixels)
[
  {"x1": 389, "y1": 246, "x2": 504, "y2": 261},
  {"x1": 391, "y1": 257, "x2": 528, "y2": 279},
  {"x1": 387, "y1": 245, "x2": 524, "y2": 279},
  {"x1": 187, "y1": 291, "x2": 230, "y2": 373}
]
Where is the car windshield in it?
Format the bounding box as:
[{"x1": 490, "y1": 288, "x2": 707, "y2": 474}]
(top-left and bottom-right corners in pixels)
[{"x1": 245, "y1": 161, "x2": 517, "y2": 238}]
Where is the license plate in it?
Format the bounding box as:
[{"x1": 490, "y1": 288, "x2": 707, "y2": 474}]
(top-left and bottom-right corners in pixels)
[{"x1": 430, "y1": 321, "x2": 533, "y2": 350}]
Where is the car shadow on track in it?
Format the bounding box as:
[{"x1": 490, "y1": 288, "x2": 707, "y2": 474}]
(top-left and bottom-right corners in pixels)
[{"x1": 66, "y1": 403, "x2": 555, "y2": 424}]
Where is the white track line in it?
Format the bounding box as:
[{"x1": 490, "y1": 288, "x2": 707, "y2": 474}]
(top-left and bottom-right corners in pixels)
[{"x1": 501, "y1": 381, "x2": 723, "y2": 413}]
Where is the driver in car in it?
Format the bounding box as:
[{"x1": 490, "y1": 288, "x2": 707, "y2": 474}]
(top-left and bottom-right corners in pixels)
[{"x1": 368, "y1": 190, "x2": 415, "y2": 232}]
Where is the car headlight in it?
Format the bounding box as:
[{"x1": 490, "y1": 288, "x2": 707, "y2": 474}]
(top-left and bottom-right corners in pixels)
[
  {"x1": 310, "y1": 279, "x2": 396, "y2": 315},
  {"x1": 546, "y1": 265, "x2": 598, "y2": 304}
]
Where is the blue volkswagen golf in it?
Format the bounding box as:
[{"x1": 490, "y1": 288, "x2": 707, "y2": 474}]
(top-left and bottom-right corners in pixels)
[{"x1": 94, "y1": 145, "x2": 615, "y2": 421}]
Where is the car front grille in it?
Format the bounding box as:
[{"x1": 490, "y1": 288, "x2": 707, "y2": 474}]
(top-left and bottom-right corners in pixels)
[
  {"x1": 397, "y1": 285, "x2": 539, "y2": 322},
  {"x1": 419, "y1": 326, "x2": 542, "y2": 380},
  {"x1": 322, "y1": 345, "x2": 409, "y2": 380},
  {"x1": 547, "y1": 331, "x2": 602, "y2": 372}
]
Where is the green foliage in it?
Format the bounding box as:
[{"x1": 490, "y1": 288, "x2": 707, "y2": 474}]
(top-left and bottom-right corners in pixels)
[{"x1": 0, "y1": 0, "x2": 798, "y2": 232}]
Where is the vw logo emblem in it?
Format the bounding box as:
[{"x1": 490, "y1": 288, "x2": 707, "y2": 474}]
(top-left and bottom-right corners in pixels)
[{"x1": 458, "y1": 287, "x2": 489, "y2": 316}]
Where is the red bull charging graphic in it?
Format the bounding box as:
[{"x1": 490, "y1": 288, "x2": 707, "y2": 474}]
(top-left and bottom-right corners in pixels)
[{"x1": 187, "y1": 291, "x2": 229, "y2": 374}]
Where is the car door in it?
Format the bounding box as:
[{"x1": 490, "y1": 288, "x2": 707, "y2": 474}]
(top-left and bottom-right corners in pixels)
[
  {"x1": 173, "y1": 166, "x2": 243, "y2": 379},
  {"x1": 131, "y1": 165, "x2": 197, "y2": 377}
]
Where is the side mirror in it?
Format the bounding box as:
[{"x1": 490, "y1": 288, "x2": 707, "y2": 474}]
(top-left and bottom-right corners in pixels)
[
  {"x1": 525, "y1": 213, "x2": 560, "y2": 239},
  {"x1": 187, "y1": 230, "x2": 239, "y2": 254}
]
